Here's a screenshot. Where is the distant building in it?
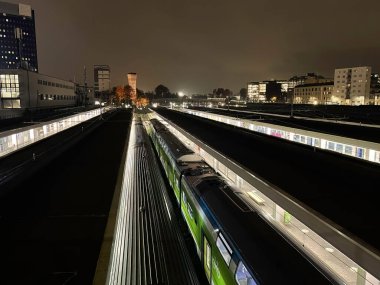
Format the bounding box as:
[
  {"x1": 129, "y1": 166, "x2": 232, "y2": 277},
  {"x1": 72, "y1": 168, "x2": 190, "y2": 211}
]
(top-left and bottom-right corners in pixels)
[
  {"x1": 287, "y1": 73, "x2": 332, "y2": 103},
  {"x1": 247, "y1": 82, "x2": 266, "y2": 102},
  {"x1": 288, "y1": 73, "x2": 331, "y2": 87},
  {"x1": 247, "y1": 80, "x2": 284, "y2": 102},
  {"x1": 127, "y1": 72, "x2": 137, "y2": 95},
  {"x1": 248, "y1": 73, "x2": 331, "y2": 103},
  {"x1": 370, "y1": 73, "x2": 380, "y2": 105},
  {"x1": 294, "y1": 82, "x2": 334, "y2": 104},
  {"x1": 0, "y1": 69, "x2": 76, "y2": 109},
  {"x1": 0, "y1": 1, "x2": 38, "y2": 71},
  {"x1": 332, "y1": 66, "x2": 371, "y2": 105},
  {"x1": 94, "y1": 65, "x2": 110, "y2": 96}
]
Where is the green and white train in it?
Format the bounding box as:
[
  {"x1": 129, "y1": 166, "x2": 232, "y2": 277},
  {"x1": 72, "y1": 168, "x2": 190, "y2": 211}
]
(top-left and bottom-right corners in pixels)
[{"x1": 147, "y1": 118, "x2": 332, "y2": 285}]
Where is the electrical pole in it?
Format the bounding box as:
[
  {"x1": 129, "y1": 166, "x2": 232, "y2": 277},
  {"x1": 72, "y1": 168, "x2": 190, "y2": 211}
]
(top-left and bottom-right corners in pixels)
[{"x1": 83, "y1": 66, "x2": 87, "y2": 107}]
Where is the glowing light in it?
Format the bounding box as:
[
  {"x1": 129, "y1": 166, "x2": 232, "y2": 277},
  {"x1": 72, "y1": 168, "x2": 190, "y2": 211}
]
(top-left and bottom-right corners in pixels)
[{"x1": 325, "y1": 247, "x2": 334, "y2": 253}]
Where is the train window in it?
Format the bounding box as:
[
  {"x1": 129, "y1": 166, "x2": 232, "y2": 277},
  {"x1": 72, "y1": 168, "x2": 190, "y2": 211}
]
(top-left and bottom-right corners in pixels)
[
  {"x1": 235, "y1": 261, "x2": 257, "y2": 285},
  {"x1": 327, "y1": 141, "x2": 335, "y2": 151},
  {"x1": 356, "y1": 148, "x2": 364, "y2": 158},
  {"x1": 344, "y1": 145, "x2": 353, "y2": 155},
  {"x1": 182, "y1": 191, "x2": 187, "y2": 205},
  {"x1": 216, "y1": 233, "x2": 232, "y2": 265},
  {"x1": 187, "y1": 203, "x2": 194, "y2": 220}
]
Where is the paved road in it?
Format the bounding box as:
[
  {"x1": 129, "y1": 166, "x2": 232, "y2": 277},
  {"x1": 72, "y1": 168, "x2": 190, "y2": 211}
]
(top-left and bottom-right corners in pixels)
[{"x1": 0, "y1": 109, "x2": 132, "y2": 285}]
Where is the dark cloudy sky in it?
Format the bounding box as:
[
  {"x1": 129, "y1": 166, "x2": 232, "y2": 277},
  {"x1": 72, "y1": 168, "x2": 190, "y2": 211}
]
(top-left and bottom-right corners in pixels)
[{"x1": 6, "y1": 0, "x2": 380, "y2": 94}]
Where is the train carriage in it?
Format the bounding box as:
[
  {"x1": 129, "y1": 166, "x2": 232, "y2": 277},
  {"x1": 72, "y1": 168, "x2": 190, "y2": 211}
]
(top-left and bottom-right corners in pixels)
[{"x1": 147, "y1": 117, "x2": 332, "y2": 285}]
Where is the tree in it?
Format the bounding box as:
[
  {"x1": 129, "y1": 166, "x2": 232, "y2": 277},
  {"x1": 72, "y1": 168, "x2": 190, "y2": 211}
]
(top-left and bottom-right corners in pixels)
[
  {"x1": 155, "y1": 84, "x2": 170, "y2": 98},
  {"x1": 137, "y1": 88, "x2": 144, "y2": 98},
  {"x1": 222, "y1": 89, "x2": 233, "y2": 98},
  {"x1": 213, "y1": 88, "x2": 224, "y2": 98},
  {"x1": 115, "y1": 86, "x2": 126, "y2": 104},
  {"x1": 123, "y1": 85, "x2": 134, "y2": 104},
  {"x1": 239, "y1": 88, "x2": 248, "y2": 100},
  {"x1": 212, "y1": 88, "x2": 232, "y2": 98},
  {"x1": 136, "y1": 97, "x2": 150, "y2": 108}
]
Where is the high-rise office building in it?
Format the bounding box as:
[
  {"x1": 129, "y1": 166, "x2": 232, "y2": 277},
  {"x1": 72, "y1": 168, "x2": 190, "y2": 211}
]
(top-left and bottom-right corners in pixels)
[
  {"x1": 333, "y1": 66, "x2": 371, "y2": 105},
  {"x1": 0, "y1": 1, "x2": 38, "y2": 71},
  {"x1": 94, "y1": 65, "x2": 110, "y2": 95}
]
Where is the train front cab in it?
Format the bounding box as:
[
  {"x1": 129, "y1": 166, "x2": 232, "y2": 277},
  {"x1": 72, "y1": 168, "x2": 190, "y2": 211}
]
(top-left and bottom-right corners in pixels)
[
  {"x1": 179, "y1": 178, "x2": 257, "y2": 285},
  {"x1": 201, "y1": 227, "x2": 257, "y2": 285}
]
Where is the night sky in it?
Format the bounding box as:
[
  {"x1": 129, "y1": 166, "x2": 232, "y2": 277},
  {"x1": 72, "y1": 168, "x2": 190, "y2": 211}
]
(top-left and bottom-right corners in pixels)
[{"x1": 5, "y1": 0, "x2": 380, "y2": 94}]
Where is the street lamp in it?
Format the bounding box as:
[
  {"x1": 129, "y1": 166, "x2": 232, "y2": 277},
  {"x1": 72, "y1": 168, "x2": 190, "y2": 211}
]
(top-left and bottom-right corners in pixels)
[
  {"x1": 290, "y1": 88, "x2": 294, "y2": 118},
  {"x1": 178, "y1": 91, "x2": 185, "y2": 108}
]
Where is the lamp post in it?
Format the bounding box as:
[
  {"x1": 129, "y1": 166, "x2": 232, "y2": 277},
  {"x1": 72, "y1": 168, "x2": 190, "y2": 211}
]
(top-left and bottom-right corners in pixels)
[
  {"x1": 178, "y1": 91, "x2": 185, "y2": 109},
  {"x1": 290, "y1": 88, "x2": 294, "y2": 118}
]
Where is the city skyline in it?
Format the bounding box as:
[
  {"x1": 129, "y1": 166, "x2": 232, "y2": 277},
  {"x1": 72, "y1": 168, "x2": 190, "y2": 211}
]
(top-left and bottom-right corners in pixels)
[{"x1": 3, "y1": 0, "x2": 380, "y2": 94}]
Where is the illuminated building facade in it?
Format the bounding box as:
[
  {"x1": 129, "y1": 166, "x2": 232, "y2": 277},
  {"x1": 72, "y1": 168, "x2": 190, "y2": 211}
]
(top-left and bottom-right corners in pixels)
[
  {"x1": 293, "y1": 82, "x2": 334, "y2": 104},
  {"x1": 0, "y1": 69, "x2": 75, "y2": 109},
  {"x1": 94, "y1": 65, "x2": 110, "y2": 95},
  {"x1": 333, "y1": 66, "x2": 371, "y2": 105},
  {"x1": 127, "y1": 72, "x2": 137, "y2": 96},
  {"x1": 0, "y1": 1, "x2": 38, "y2": 71},
  {"x1": 247, "y1": 82, "x2": 262, "y2": 102},
  {"x1": 247, "y1": 81, "x2": 283, "y2": 102}
]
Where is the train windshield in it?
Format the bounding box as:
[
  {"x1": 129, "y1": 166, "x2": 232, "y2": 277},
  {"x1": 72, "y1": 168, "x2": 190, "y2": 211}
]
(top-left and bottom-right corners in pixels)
[
  {"x1": 235, "y1": 261, "x2": 257, "y2": 285},
  {"x1": 216, "y1": 233, "x2": 232, "y2": 265}
]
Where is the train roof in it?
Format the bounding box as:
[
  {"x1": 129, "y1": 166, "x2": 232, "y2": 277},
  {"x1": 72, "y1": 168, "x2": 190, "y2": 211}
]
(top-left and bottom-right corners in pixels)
[
  {"x1": 108, "y1": 117, "x2": 199, "y2": 284},
  {"x1": 189, "y1": 166, "x2": 331, "y2": 284},
  {"x1": 178, "y1": 154, "x2": 203, "y2": 162},
  {"x1": 151, "y1": 118, "x2": 193, "y2": 159}
]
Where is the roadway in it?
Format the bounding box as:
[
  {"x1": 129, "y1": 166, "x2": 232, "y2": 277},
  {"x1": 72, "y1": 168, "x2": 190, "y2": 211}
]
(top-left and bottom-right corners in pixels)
[
  {"x1": 0, "y1": 109, "x2": 132, "y2": 285},
  {"x1": 155, "y1": 108, "x2": 380, "y2": 255}
]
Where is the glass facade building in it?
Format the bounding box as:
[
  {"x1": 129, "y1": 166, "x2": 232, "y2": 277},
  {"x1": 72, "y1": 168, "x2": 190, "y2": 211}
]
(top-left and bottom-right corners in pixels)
[{"x1": 0, "y1": 2, "x2": 38, "y2": 72}]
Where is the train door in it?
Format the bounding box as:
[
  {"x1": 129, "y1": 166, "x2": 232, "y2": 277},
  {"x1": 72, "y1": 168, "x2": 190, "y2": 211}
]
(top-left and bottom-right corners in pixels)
[{"x1": 203, "y1": 235, "x2": 212, "y2": 283}]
